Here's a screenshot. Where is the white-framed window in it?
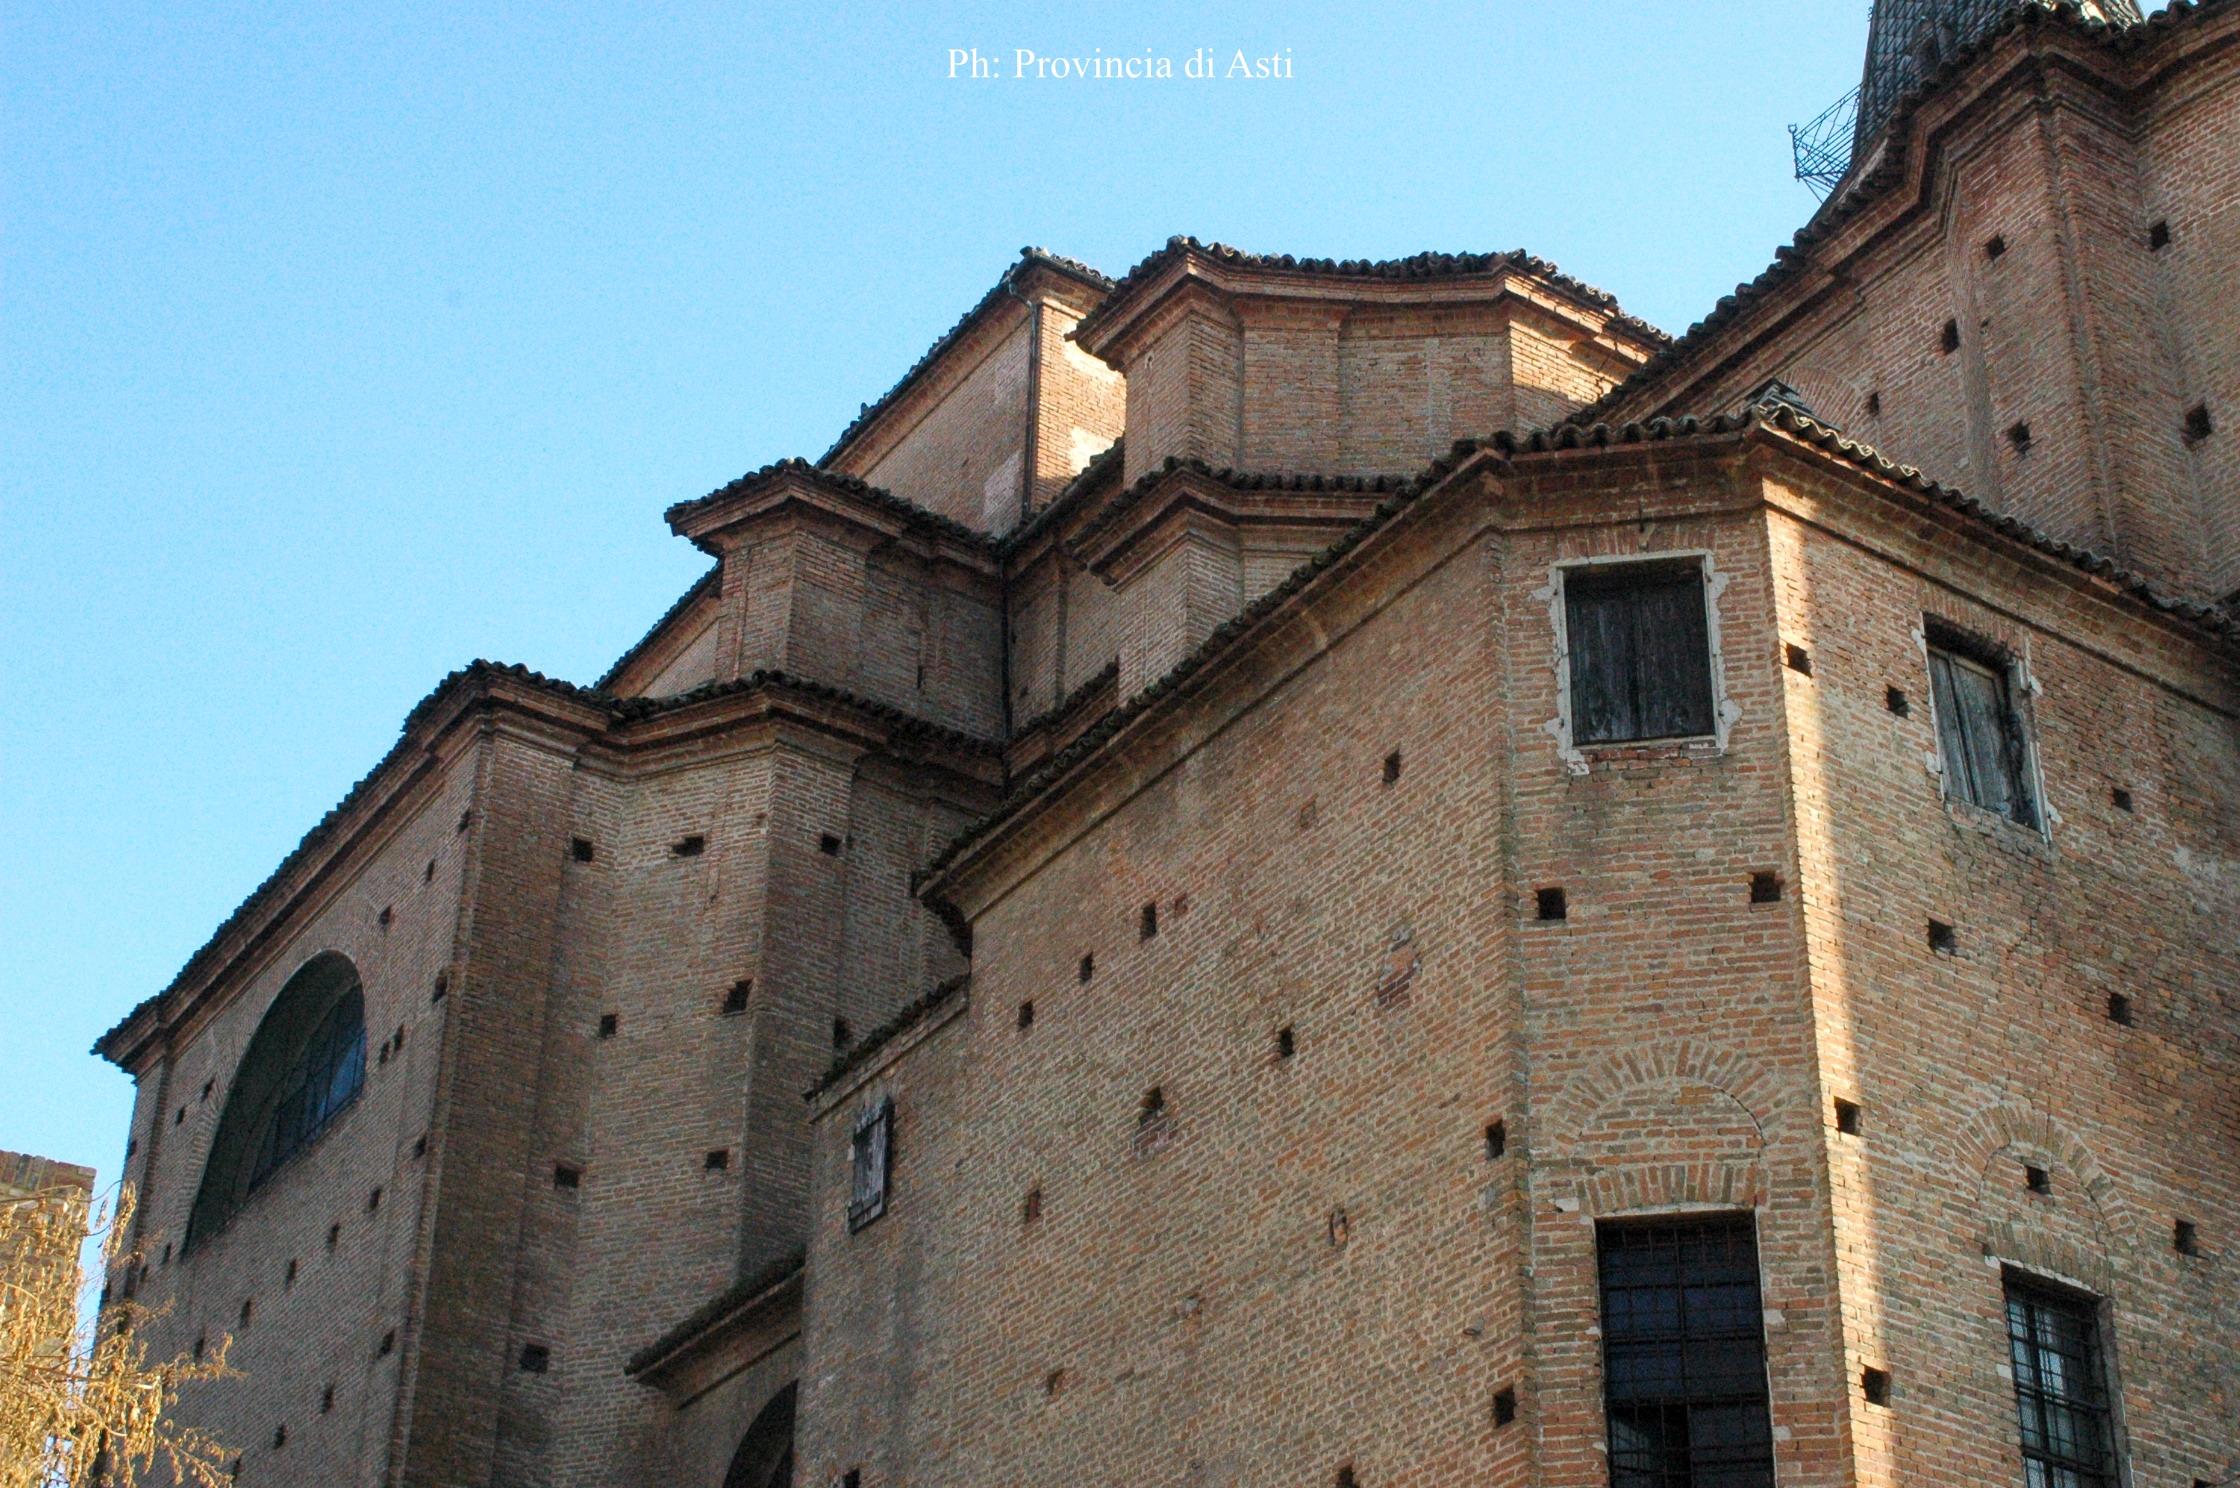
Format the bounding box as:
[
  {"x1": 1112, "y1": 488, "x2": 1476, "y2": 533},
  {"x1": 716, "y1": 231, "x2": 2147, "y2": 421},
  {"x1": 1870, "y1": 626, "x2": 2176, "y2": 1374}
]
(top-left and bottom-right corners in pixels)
[{"x1": 848, "y1": 1097, "x2": 892, "y2": 1232}]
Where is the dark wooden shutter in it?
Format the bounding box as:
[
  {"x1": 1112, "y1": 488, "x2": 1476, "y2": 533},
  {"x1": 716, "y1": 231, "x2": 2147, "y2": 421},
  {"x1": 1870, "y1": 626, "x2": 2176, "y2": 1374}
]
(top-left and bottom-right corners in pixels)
[
  {"x1": 1929, "y1": 645, "x2": 2034, "y2": 825},
  {"x1": 848, "y1": 1098, "x2": 892, "y2": 1231},
  {"x1": 1567, "y1": 562, "x2": 1716, "y2": 744}
]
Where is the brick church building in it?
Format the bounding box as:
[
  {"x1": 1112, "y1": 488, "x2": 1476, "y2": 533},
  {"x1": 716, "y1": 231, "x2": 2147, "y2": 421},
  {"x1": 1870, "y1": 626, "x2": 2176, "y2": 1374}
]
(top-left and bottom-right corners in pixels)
[{"x1": 97, "y1": 1, "x2": 2237, "y2": 1483}]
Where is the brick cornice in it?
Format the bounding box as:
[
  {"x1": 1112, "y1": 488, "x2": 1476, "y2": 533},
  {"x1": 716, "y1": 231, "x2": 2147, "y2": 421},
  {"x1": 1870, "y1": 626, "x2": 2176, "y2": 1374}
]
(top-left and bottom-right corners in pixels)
[
  {"x1": 665, "y1": 460, "x2": 999, "y2": 574},
  {"x1": 1064, "y1": 464, "x2": 1387, "y2": 585},
  {"x1": 1073, "y1": 239, "x2": 1668, "y2": 369}
]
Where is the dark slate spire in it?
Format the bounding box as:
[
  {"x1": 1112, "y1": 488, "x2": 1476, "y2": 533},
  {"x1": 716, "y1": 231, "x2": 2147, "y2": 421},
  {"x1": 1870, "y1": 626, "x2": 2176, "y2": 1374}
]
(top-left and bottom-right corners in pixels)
[{"x1": 1853, "y1": 0, "x2": 2141, "y2": 157}]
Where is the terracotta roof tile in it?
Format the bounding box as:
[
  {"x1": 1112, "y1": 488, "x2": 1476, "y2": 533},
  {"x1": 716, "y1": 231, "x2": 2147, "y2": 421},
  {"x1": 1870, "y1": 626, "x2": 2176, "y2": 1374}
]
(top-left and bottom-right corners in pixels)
[
  {"x1": 665, "y1": 457, "x2": 997, "y2": 552},
  {"x1": 1076, "y1": 237, "x2": 1671, "y2": 350},
  {"x1": 817, "y1": 248, "x2": 1113, "y2": 467}
]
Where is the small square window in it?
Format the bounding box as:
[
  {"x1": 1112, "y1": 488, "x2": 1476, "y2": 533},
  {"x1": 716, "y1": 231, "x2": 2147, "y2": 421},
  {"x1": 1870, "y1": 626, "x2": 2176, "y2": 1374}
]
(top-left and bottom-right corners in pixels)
[
  {"x1": 1562, "y1": 560, "x2": 1717, "y2": 745},
  {"x1": 849, "y1": 1099, "x2": 893, "y2": 1231}
]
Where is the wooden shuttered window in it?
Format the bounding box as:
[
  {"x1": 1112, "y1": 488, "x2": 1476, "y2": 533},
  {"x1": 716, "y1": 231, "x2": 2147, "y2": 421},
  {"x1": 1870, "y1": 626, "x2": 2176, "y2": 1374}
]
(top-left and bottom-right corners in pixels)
[
  {"x1": 1928, "y1": 639, "x2": 2036, "y2": 826},
  {"x1": 1565, "y1": 560, "x2": 1717, "y2": 745},
  {"x1": 848, "y1": 1097, "x2": 892, "y2": 1232}
]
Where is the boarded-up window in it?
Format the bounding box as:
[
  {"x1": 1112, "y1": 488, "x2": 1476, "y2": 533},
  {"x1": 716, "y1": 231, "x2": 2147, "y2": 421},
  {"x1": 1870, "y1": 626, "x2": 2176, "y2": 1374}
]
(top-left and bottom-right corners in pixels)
[
  {"x1": 1564, "y1": 560, "x2": 1716, "y2": 744},
  {"x1": 1928, "y1": 635, "x2": 2035, "y2": 826},
  {"x1": 848, "y1": 1098, "x2": 892, "y2": 1232}
]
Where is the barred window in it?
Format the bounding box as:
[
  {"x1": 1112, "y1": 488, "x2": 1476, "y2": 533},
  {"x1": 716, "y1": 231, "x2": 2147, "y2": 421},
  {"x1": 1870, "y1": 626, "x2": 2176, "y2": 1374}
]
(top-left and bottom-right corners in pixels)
[
  {"x1": 1564, "y1": 560, "x2": 1717, "y2": 745},
  {"x1": 1598, "y1": 1215, "x2": 1776, "y2": 1488},
  {"x1": 2005, "y1": 1275, "x2": 2117, "y2": 1488},
  {"x1": 848, "y1": 1098, "x2": 892, "y2": 1232},
  {"x1": 1928, "y1": 631, "x2": 2036, "y2": 826}
]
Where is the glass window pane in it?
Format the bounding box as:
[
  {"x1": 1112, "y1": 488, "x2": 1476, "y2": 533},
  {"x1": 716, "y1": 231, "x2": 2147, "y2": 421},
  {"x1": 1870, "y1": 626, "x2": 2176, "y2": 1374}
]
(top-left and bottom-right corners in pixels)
[
  {"x1": 2004, "y1": 1278, "x2": 2116, "y2": 1488},
  {"x1": 1599, "y1": 1217, "x2": 1775, "y2": 1487}
]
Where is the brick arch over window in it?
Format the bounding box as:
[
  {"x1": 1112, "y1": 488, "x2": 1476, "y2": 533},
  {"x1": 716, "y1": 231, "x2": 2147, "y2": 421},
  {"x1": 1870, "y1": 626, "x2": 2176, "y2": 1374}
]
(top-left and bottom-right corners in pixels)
[
  {"x1": 187, "y1": 951, "x2": 367, "y2": 1251},
  {"x1": 1947, "y1": 1102, "x2": 2137, "y2": 1265},
  {"x1": 1539, "y1": 1040, "x2": 1786, "y2": 1155},
  {"x1": 723, "y1": 1380, "x2": 796, "y2": 1488}
]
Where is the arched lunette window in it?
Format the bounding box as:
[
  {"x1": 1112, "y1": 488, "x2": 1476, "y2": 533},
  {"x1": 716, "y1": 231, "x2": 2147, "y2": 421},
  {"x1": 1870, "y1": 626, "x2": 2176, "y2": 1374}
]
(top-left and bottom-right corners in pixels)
[{"x1": 187, "y1": 952, "x2": 367, "y2": 1251}]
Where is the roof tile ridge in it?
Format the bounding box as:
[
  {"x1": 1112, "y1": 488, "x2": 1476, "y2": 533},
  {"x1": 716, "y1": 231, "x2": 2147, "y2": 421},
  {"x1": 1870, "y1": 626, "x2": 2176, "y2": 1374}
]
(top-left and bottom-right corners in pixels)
[
  {"x1": 806, "y1": 972, "x2": 971, "y2": 1098},
  {"x1": 817, "y1": 247, "x2": 1112, "y2": 467},
  {"x1": 592, "y1": 564, "x2": 723, "y2": 691},
  {"x1": 666, "y1": 456, "x2": 998, "y2": 551},
  {"x1": 1065, "y1": 454, "x2": 1419, "y2": 555},
  {"x1": 1079, "y1": 236, "x2": 1670, "y2": 347},
  {"x1": 96, "y1": 660, "x2": 622, "y2": 1059}
]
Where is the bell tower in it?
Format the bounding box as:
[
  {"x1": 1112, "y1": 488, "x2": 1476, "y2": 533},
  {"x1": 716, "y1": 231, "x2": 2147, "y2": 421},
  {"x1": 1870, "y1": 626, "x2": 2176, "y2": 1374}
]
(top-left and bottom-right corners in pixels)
[{"x1": 1854, "y1": 0, "x2": 2142, "y2": 156}]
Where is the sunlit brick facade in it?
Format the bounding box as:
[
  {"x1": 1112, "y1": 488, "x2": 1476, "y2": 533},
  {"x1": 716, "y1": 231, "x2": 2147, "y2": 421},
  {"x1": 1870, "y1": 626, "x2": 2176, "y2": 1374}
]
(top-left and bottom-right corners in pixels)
[{"x1": 98, "y1": 4, "x2": 2236, "y2": 1485}]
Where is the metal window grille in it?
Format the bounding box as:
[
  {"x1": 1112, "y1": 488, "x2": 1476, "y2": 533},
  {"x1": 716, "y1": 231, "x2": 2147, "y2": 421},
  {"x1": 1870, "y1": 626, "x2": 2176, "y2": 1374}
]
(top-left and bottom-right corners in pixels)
[
  {"x1": 2005, "y1": 1278, "x2": 2117, "y2": 1488},
  {"x1": 1928, "y1": 639, "x2": 2036, "y2": 826},
  {"x1": 1598, "y1": 1215, "x2": 1777, "y2": 1488},
  {"x1": 848, "y1": 1098, "x2": 892, "y2": 1232},
  {"x1": 1564, "y1": 561, "x2": 1717, "y2": 745}
]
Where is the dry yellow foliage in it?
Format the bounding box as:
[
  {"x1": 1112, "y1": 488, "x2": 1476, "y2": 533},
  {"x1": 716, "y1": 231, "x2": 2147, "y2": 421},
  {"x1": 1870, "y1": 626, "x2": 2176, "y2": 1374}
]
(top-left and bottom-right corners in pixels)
[{"x1": 0, "y1": 1184, "x2": 235, "y2": 1488}]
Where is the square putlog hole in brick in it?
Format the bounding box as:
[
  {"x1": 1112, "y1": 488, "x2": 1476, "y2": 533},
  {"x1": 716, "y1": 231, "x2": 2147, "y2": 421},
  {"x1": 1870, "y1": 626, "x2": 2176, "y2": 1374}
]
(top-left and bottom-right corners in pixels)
[
  {"x1": 2110, "y1": 787, "x2": 2134, "y2": 813},
  {"x1": 570, "y1": 837, "x2": 594, "y2": 863},
  {"x1": 2148, "y1": 218, "x2": 2171, "y2": 250},
  {"x1": 1940, "y1": 318, "x2": 1961, "y2": 354},
  {"x1": 723, "y1": 980, "x2": 752, "y2": 1015},
  {"x1": 1862, "y1": 1367, "x2": 1892, "y2": 1406},
  {"x1": 1535, "y1": 887, "x2": 1567, "y2": 921},
  {"x1": 1139, "y1": 903, "x2": 1158, "y2": 940},
  {"x1": 597, "y1": 1013, "x2": 618, "y2": 1038},
  {"x1": 2107, "y1": 993, "x2": 2133, "y2": 1027},
  {"x1": 1493, "y1": 1387, "x2": 1517, "y2": 1426},
  {"x1": 1749, "y1": 871, "x2": 1783, "y2": 903},
  {"x1": 552, "y1": 1164, "x2": 581, "y2": 1190},
  {"x1": 1885, "y1": 685, "x2": 1909, "y2": 716},
  {"x1": 1834, "y1": 1098, "x2": 1862, "y2": 1135},
  {"x1": 671, "y1": 835, "x2": 705, "y2": 858},
  {"x1": 1784, "y1": 643, "x2": 1812, "y2": 676},
  {"x1": 1274, "y1": 1025, "x2": 1295, "y2": 1060},
  {"x1": 1078, "y1": 953, "x2": 1095, "y2": 983},
  {"x1": 819, "y1": 833, "x2": 844, "y2": 856},
  {"x1": 1017, "y1": 1000, "x2": 1035, "y2": 1031},
  {"x1": 1382, "y1": 750, "x2": 1403, "y2": 786},
  {"x1": 2024, "y1": 1164, "x2": 2052, "y2": 1195},
  {"x1": 518, "y1": 1345, "x2": 550, "y2": 1374},
  {"x1": 2183, "y1": 403, "x2": 2214, "y2": 444},
  {"x1": 704, "y1": 1149, "x2": 730, "y2": 1172},
  {"x1": 1927, "y1": 920, "x2": 1957, "y2": 954},
  {"x1": 1484, "y1": 1120, "x2": 1507, "y2": 1160},
  {"x1": 2174, "y1": 1219, "x2": 2200, "y2": 1255}
]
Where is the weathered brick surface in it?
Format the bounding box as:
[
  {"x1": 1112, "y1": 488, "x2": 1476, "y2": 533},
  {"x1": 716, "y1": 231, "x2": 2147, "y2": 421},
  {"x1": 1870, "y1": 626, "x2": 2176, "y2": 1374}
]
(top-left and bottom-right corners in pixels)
[
  {"x1": 804, "y1": 439, "x2": 2237, "y2": 1488},
  {"x1": 98, "y1": 10, "x2": 2239, "y2": 1486}
]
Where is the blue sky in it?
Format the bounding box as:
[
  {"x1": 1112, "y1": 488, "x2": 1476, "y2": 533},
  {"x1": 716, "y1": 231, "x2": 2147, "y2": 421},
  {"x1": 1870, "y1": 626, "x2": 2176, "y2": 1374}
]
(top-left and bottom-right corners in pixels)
[{"x1": 1, "y1": 0, "x2": 1869, "y2": 1179}]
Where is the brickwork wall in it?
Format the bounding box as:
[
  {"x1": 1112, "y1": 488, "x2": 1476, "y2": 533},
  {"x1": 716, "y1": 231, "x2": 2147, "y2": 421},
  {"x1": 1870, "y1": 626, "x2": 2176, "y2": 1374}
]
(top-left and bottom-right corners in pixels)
[
  {"x1": 854, "y1": 314, "x2": 1031, "y2": 535},
  {"x1": 1334, "y1": 306, "x2": 1512, "y2": 473},
  {"x1": 1122, "y1": 305, "x2": 1245, "y2": 485},
  {"x1": 720, "y1": 522, "x2": 1005, "y2": 741},
  {"x1": 800, "y1": 465, "x2": 1849, "y2": 1488},
  {"x1": 1033, "y1": 306, "x2": 1123, "y2": 513},
  {"x1": 2141, "y1": 29, "x2": 2240, "y2": 599},
  {"x1": 799, "y1": 445, "x2": 2237, "y2": 1487},
  {"x1": 126, "y1": 746, "x2": 481, "y2": 1488},
  {"x1": 1611, "y1": 19, "x2": 2239, "y2": 604},
  {"x1": 1762, "y1": 458, "x2": 2240, "y2": 1488}
]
